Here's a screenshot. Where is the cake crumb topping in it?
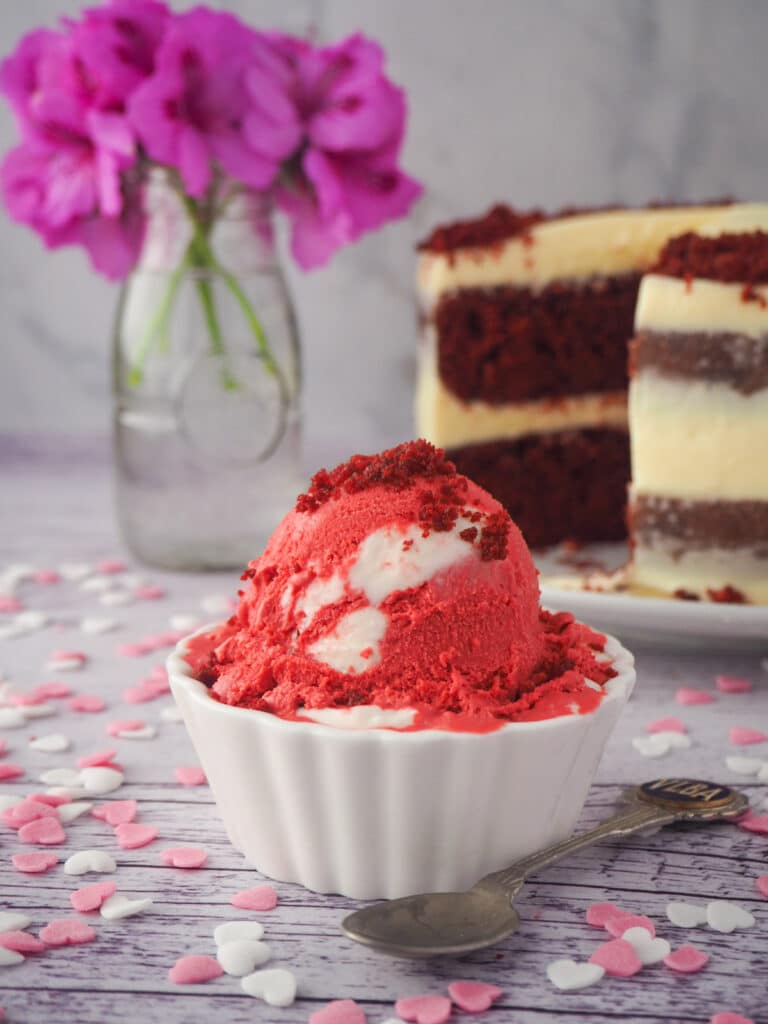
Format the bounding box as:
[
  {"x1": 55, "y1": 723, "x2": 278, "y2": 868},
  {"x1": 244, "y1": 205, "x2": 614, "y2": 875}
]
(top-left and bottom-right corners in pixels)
[{"x1": 652, "y1": 231, "x2": 768, "y2": 289}]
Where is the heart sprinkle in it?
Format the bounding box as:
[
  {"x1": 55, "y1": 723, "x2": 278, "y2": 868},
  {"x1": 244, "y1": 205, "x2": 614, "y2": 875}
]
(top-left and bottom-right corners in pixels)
[
  {"x1": 38, "y1": 918, "x2": 96, "y2": 946},
  {"x1": 676, "y1": 687, "x2": 715, "y2": 706},
  {"x1": 12, "y1": 852, "x2": 59, "y2": 874},
  {"x1": 309, "y1": 1000, "x2": 367, "y2": 1024},
  {"x1": 70, "y1": 881, "x2": 117, "y2": 913},
  {"x1": 729, "y1": 726, "x2": 767, "y2": 746},
  {"x1": 114, "y1": 822, "x2": 158, "y2": 850},
  {"x1": 447, "y1": 980, "x2": 503, "y2": 1012},
  {"x1": 231, "y1": 885, "x2": 278, "y2": 912},
  {"x1": 241, "y1": 967, "x2": 297, "y2": 1007},
  {"x1": 393, "y1": 995, "x2": 452, "y2": 1024},
  {"x1": 546, "y1": 959, "x2": 605, "y2": 991},
  {"x1": 666, "y1": 901, "x2": 708, "y2": 928},
  {"x1": 706, "y1": 900, "x2": 755, "y2": 933},
  {"x1": 92, "y1": 800, "x2": 137, "y2": 826},
  {"x1": 64, "y1": 850, "x2": 117, "y2": 875},
  {"x1": 160, "y1": 847, "x2": 207, "y2": 869},
  {"x1": 716, "y1": 676, "x2": 753, "y2": 694},
  {"x1": 621, "y1": 926, "x2": 671, "y2": 965},
  {"x1": 168, "y1": 954, "x2": 223, "y2": 985},
  {"x1": 589, "y1": 938, "x2": 643, "y2": 977},
  {"x1": 663, "y1": 945, "x2": 709, "y2": 973}
]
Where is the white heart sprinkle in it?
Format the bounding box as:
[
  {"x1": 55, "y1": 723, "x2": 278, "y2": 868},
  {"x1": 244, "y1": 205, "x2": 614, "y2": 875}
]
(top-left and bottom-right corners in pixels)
[
  {"x1": 40, "y1": 768, "x2": 82, "y2": 787},
  {"x1": 80, "y1": 767, "x2": 124, "y2": 795},
  {"x1": 99, "y1": 591, "x2": 133, "y2": 607},
  {"x1": 80, "y1": 617, "x2": 119, "y2": 635},
  {"x1": 169, "y1": 614, "x2": 201, "y2": 631},
  {"x1": 632, "y1": 734, "x2": 671, "y2": 758},
  {"x1": 621, "y1": 926, "x2": 671, "y2": 965},
  {"x1": 200, "y1": 594, "x2": 232, "y2": 616},
  {"x1": 47, "y1": 785, "x2": 88, "y2": 799},
  {"x1": 217, "y1": 939, "x2": 272, "y2": 976},
  {"x1": 241, "y1": 968, "x2": 297, "y2": 1007},
  {"x1": 119, "y1": 575, "x2": 146, "y2": 589},
  {"x1": 660, "y1": 731, "x2": 692, "y2": 750},
  {"x1": 0, "y1": 794, "x2": 22, "y2": 812},
  {"x1": 160, "y1": 705, "x2": 183, "y2": 723},
  {"x1": 64, "y1": 850, "x2": 117, "y2": 875},
  {"x1": 45, "y1": 658, "x2": 83, "y2": 673},
  {"x1": 725, "y1": 756, "x2": 764, "y2": 775},
  {"x1": 214, "y1": 921, "x2": 265, "y2": 946},
  {"x1": 0, "y1": 911, "x2": 31, "y2": 932},
  {"x1": 15, "y1": 611, "x2": 49, "y2": 630},
  {"x1": 756, "y1": 763, "x2": 768, "y2": 783},
  {"x1": 666, "y1": 901, "x2": 708, "y2": 928},
  {"x1": 59, "y1": 563, "x2": 93, "y2": 582},
  {"x1": 0, "y1": 948, "x2": 24, "y2": 967},
  {"x1": 546, "y1": 959, "x2": 605, "y2": 991},
  {"x1": 116, "y1": 725, "x2": 156, "y2": 740},
  {"x1": 0, "y1": 624, "x2": 25, "y2": 641},
  {"x1": 80, "y1": 577, "x2": 116, "y2": 593},
  {"x1": 57, "y1": 801, "x2": 93, "y2": 823},
  {"x1": 29, "y1": 733, "x2": 70, "y2": 753},
  {"x1": 23, "y1": 703, "x2": 57, "y2": 720},
  {"x1": 706, "y1": 900, "x2": 756, "y2": 933},
  {"x1": 100, "y1": 895, "x2": 153, "y2": 921},
  {"x1": 0, "y1": 708, "x2": 27, "y2": 729}
]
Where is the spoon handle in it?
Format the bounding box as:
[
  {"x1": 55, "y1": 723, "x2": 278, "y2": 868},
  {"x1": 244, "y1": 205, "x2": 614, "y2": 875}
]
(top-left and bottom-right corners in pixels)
[{"x1": 477, "y1": 801, "x2": 675, "y2": 896}]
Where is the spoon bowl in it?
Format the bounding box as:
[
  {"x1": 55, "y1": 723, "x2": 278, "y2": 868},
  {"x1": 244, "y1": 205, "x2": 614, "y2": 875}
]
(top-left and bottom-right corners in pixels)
[{"x1": 342, "y1": 887, "x2": 520, "y2": 958}]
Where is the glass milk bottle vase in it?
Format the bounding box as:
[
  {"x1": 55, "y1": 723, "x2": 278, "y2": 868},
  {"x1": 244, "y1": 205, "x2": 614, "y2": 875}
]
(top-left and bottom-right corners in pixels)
[{"x1": 113, "y1": 184, "x2": 302, "y2": 570}]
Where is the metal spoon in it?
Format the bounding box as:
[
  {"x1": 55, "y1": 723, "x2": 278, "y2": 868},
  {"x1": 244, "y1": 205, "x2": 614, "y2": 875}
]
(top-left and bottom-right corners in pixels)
[{"x1": 342, "y1": 778, "x2": 749, "y2": 959}]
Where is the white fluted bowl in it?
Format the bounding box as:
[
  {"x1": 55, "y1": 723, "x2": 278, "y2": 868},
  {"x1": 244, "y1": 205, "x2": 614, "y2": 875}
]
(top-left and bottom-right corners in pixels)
[{"x1": 168, "y1": 627, "x2": 634, "y2": 899}]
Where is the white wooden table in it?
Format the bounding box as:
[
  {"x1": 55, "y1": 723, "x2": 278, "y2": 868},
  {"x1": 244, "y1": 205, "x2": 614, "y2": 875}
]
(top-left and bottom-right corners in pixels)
[{"x1": 1, "y1": 438, "x2": 766, "y2": 1024}]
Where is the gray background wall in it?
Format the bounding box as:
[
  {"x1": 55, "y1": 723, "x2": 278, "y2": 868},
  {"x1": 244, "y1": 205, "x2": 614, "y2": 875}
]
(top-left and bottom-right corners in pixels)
[{"x1": 2, "y1": 0, "x2": 768, "y2": 467}]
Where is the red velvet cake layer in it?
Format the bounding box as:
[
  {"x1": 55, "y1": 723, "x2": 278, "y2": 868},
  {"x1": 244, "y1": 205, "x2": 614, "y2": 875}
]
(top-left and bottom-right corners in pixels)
[
  {"x1": 447, "y1": 429, "x2": 630, "y2": 549},
  {"x1": 435, "y1": 275, "x2": 640, "y2": 404}
]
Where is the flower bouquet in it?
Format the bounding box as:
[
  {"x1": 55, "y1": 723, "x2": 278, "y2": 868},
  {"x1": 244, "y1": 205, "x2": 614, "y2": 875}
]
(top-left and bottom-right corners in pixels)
[{"x1": 1, "y1": 1, "x2": 422, "y2": 568}]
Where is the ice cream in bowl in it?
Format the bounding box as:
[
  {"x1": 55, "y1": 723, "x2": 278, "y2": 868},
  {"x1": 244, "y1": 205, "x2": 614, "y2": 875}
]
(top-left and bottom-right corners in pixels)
[{"x1": 168, "y1": 440, "x2": 635, "y2": 899}]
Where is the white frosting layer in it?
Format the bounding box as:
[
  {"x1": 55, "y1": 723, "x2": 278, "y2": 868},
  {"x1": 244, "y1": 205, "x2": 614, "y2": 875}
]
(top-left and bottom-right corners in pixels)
[
  {"x1": 299, "y1": 514, "x2": 481, "y2": 674},
  {"x1": 629, "y1": 371, "x2": 768, "y2": 500},
  {"x1": 630, "y1": 544, "x2": 768, "y2": 604},
  {"x1": 417, "y1": 204, "x2": 768, "y2": 302},
  {"x1": 416, "y1": 335, "x2": 627, "y2": 446},
  {"x1": 296, "y1": 705, "x2": 417, "y2": 730},
  {"x1": 635, "y1": 276, "x2": 768, "y2": 336},
  {"x1": 308, "y1": 607, "x2": 388, "y2": 674}
]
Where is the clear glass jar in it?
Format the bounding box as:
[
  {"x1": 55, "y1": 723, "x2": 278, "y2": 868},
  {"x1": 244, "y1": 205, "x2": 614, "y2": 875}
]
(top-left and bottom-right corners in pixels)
[{"x1": 113, "y1": 180, "x2": 302, "y2": 570}]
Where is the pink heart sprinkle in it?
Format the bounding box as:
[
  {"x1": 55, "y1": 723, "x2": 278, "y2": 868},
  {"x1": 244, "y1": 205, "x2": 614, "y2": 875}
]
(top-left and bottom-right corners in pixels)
[
  {"x1": 70, "y1": 881, "x2": 117, "y2": 913},
  {"x1": 9, "y1": 692, "x2": 49, "y2": 707},
  {"x1": 107, "y1": 719, "x2": 145, "y2": 737},
  {"x1": 645, "y1": 716, "x2": 686, "y2": 734},
  {"x1": 447, "y1": 980, "x2": 503, "y2": 1012},
  {"x1": 174, "y1": 766, "x2": 206, "y2": 787},
  {"x1": 585, "y1": 902, "x2": 623, "y2": 927},
  {"x1": 69, "y1": 695, "x2": 106, "y2": 713},
  {"x1": 394, "y1": 994, "x2": 452, "y2": 1024},
  {"x1": 676, "y1": 687, "x2": 715, "y2": 706},
  {"x1": 39, "y1": 918, "x2": 96, "y2": 946},
  {"x1": 0, "y1": 930, "x2": 47, "y2": 954},
  {"x1": 604, "y1": 911, "x2": 656, "y2": 938},
  {"x1": 116, "y1": 643, "x2": 152, "y2": 658},
  {"x1": 92, "y1": 800, "x2": 137, "y2": 826},
  {"x1": 29, "y1": 793, "x2": 69, "y2": 807},
  {"x1": 160, "y1": 847, "x2": 207, "y2": 869},
  {"x1": 34, "y1": 682, "x2": 72, "y2": 700},
  {"x1": 114, "y1": 822, "x2": 158, "y2": 849},
  {"x1": 168, "y1": 954, "x2": 223, "y2": 985},
  {"x1": 12, "y1": 852, "x2": 59, "y2": 874},
  {"x1": 729, "y1": 726, "x2": 767, "y2": 746},
  {"x1": 309, "y1": 999, "x2": 367, "y2": 1024},
  {"x1": 737, "y1": 811, "x2": 768, "y2": 835},
  {"x1": 77, "y1": 749, "x2": 117, "y2": 769},
  {"x1": 589, "y1": 938, "x2": 643, "y2": 977},
  {"x1": 0, "y1": 596, "x2": 22, "y2": 613},
  {"x1": 716, "y1": 675, "x2": 753, "y2": 694},
  {"x1": 2, "y1": 799, "x2": 58, "y2": 829},
  {"x1": 51, "y1": 649, "x2": 87, "y2": 664},
  {"x1": 231, "y1": 885, "x2": 278, "y2": 911},
  {"x1": 33, "y1": 569, "x2": 61, "y2": 584},
  {"x1": 664, "y1": 945, "x2": 709, "y2": 973},
  {"x1": 757, "y1": 876, "x2": 768, "y2": 898},
  {"x1": 18, "y1": 816, "x2": 66, "y2": 845},
  {"x1": 123, "y1": 686, "x2": 158, "y2": 704},
  {"x1": 711, "y1": 1014, "x2": 755, "y2": 1024},
  {"x1": 135, "y1": 585, "x2": 165, "y2": 601},
  {"x1": 97, "y1": 559, "x2": 126, "y2": 574},
  {"x1": 0, "y1": 764, "x2": 24, "y2": 782}
]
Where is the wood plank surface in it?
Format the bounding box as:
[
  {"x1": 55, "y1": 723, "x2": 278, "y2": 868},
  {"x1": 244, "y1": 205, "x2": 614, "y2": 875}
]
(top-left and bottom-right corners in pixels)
[{"x1": 0, "y1": 440, "x2": 766, "y2": 1023}]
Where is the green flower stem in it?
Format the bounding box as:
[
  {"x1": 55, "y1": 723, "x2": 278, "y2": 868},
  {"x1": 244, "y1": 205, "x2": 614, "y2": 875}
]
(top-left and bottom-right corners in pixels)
[{"x1": 127, "y1": 252, "x2": 191, "y2": 387}]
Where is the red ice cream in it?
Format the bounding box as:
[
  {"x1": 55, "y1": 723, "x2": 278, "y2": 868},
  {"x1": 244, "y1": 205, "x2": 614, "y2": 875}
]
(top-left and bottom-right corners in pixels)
[{"x1": 185, "y1": 441, "x2": 615, "y2": 732}]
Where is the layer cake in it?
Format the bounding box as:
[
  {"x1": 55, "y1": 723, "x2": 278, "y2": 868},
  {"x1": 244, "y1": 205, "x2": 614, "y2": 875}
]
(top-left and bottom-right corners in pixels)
[
  {"x1": 416, "y1": 202, "x2": 767, "y2": 548},
  {"x1": 627, "y1": 230, "x2": 768, "y2": 603}
]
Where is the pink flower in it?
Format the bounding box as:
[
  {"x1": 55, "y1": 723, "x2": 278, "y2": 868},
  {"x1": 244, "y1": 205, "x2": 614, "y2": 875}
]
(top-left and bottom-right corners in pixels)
[
  {"x1": 128, "y1": 8, "x2": 294, "y2": 198},
  {"x1": 71, "y1": 0, "x2": 170, "y2": 107},
  {"x1": 258, "y1": 33, "x2": 423, "y2": 269}
]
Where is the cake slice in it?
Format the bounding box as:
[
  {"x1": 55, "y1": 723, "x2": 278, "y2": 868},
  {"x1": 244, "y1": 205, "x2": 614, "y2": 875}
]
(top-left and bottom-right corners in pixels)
[
  {"x1": 416, "y1": 202, "x2": 766, "y2": 548},
  {"x1": 628, "y1": 230, "x2": 768, "y2": 603}
]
